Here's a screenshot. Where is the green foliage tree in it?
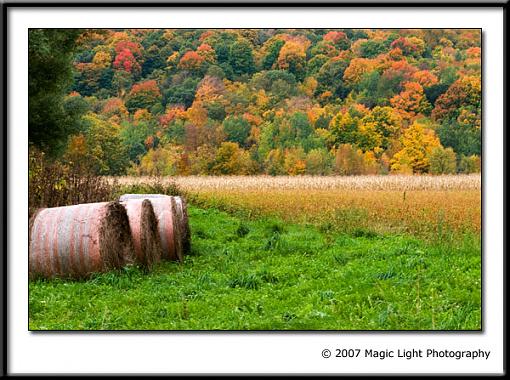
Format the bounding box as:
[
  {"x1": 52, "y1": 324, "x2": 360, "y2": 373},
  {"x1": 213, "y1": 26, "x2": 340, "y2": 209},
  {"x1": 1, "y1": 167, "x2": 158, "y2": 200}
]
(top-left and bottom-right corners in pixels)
[
  {"x1": 258, "y1": 121, "x2": 278, "y2": 160},
  {"x1": 424, "y1": 83, "x2": 449, "y2": 107},
  {"x1": 111, "y1": 70, "x2": 133, "y2": 98},
  {"x1": 29, "y1": 29, "x2": 83, "y2": 155},
  {"x1": 262, "y1": 39, "x2": 285, "y2": 70},
  {"x1": 329, "y1": 111, "x2": 360, "y2": 147},
  {"x1": 290, "y1": 112, "x2": 314, "y2": 142},
  {"x1": 437, "y1": 110, "x2": 481, "y2": 156},
  {"x1": 458, "y1": 154, "x2": 481, "y2": 173},
  {"x1": 315, "y1": 59, "x2": 350, "y2": 99},
  {"x1": 205, "y1": 101, "x2": 227, "y2": 121},
  {"x1": 120, "y1": 124, "x2": 148, "y2": 164},
  {"x1": 306, "y1": 54, "x2": 329, "y2": 76},
  {"x1": 164, "y1": 77, "x2": 200, "y2": 108},
  {"x1": 141, "y1": 44, "x2": 168, "y2": 77},
  {"x1": 222, "y1": 116, "x2": 251, "y2": 147},
  {"x1": 305, "y1": 148, "x2": 333, "y2": 175},
  {"x1": 428, "y1": 146, "x2": 457, "y2": 174},
  {"x1": 80, "y1": 113, "x2": 129, "y2": 174},
  {"x1": 251, "y1": 70, "x2": 297, "y2": 92},
  {"x1": 229, "y1": 39, "x2": 255, "y2": 76},
  {"x1": 358, "y1": 39, "x2": 387, "y2": 58}
]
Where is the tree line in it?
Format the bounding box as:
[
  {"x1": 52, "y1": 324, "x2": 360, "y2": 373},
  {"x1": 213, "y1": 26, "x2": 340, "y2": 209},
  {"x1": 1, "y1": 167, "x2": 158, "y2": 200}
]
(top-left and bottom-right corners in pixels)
[{"x1": 29, "y1": 28, "x2": 481, "y2": 176}]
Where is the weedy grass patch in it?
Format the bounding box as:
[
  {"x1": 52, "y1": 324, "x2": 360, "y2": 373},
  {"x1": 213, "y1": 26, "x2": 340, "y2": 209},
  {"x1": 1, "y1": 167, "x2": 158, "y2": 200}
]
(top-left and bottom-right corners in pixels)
[{"x1": 29, "y1": 204, "x2": 481, "y2": 331}]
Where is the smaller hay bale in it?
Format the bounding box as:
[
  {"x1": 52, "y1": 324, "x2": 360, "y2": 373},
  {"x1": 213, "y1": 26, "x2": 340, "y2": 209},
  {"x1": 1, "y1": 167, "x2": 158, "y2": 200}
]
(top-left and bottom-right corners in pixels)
[
  {"x1": 119, "y1": 194, "x2": 168, "y2": 202},
  {"x1": 173, "y1": 196, "x2": 191, "y2": 255},
  {"x1": 149, "y1": 196, "x2": 183, "y2": 262},
  {"x1": 119, "y1": 194, "x2": 190, "y2": 260},
  {"x1": 121, "y1": 199, "x2": 163, "y2": 270},
  {"x1": 29, "y1": 202, "x2": 135, "y2": 279}
]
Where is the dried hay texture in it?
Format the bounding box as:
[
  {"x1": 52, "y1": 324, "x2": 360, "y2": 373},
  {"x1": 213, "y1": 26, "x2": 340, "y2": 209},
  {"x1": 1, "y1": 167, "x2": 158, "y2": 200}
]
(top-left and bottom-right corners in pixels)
[
  {"x1": 121, "y1": 199, "x2": 163, "y2": 270},
  {"x1": 149, "y1": 196, "x2": 183, "y2": 262},
  {"x1": 119, "y1": 194, "x2": 190, "y2": 260},
  {"x1": 29, "y1": 202, "x2": 135, "y2": 280},
  {"x1": 173, "y1": 196, "x2": 191, "y2": 255}
]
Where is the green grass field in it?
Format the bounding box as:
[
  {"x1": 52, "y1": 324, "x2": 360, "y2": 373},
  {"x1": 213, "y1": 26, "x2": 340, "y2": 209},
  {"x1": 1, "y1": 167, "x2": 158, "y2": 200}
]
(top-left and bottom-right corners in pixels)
[{"x1": 29, "y1": 204, "x2": 481, "y2": 330}]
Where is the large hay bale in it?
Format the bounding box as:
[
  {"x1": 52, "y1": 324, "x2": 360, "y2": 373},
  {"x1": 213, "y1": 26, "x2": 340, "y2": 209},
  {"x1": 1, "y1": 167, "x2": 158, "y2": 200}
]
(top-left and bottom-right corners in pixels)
[
  {"x1": 121, "y1": 199, "x2": 163, "y2": 270},
  {"x1": 119, "y1": 194, "x2": 190, "y2": 259},
  {"x1": 29, "y1": 202, "x2": 134, "y2": 279}
]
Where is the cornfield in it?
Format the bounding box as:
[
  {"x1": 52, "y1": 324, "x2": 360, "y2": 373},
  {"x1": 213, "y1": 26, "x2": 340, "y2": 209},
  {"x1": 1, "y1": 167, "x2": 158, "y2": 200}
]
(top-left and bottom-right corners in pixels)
[
  {"x1": 109, "y1": 174, "x2": 481, "y2": 237},
  {"x1": 112, "y1": 174, "x2": 481, "y2": 191}
]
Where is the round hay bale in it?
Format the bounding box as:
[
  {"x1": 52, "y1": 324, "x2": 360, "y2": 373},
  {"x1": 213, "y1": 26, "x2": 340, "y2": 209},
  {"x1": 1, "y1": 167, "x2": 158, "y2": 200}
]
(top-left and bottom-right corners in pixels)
[
  {"x1": 149, "y1": 196, "x2": 183, "y2": 262},
  {"x1": 29, "y1": 202, "x2": 135, "y2": 279},
  {"x1": 173, "y1": 196, "x2": 191, "y2": 255},
  {"x1": 119, "y1": 194, "x2": 168, "y2": 202},
  {"x1": 119, "y1": 193, "x2": 190, "y2": 259},
  {"x1": 121, "y1": 199, "x2": 163, "y2": 270}
]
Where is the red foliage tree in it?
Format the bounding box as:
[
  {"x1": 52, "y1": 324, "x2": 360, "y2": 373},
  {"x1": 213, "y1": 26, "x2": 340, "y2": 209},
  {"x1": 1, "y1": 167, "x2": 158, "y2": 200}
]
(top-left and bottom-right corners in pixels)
[
  {"x1": 178, "y1": 51, "x2": 205, "y2": 70},
  {"x1": 114, "y1": 40, "x2": 142, "y2": 57},
  {"x1": 323, "y1": 31, "x2": 348, "y2": 45},
  {"x1": 113, "y1": 49, "x2": 141, "y2": 74},
  {"x1": 125, "y1": 80, "x2": 162, "y2": 111}
]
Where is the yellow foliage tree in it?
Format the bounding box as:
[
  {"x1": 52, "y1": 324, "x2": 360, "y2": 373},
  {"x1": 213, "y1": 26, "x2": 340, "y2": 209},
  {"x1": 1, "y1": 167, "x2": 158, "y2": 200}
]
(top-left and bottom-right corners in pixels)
[
  {"x1": 277, "y1": 41, "x2": 307, "y2": 76},
  {"x1": 186, "y1": 102, "x2": 209, "y2": 128},
  {"x1": 357, "y1": 120, "x2": 382, "y2": 153},
  {"x1": 211, "y1": 142, "x2": 256, "y2": 175},
  {"x1": 362, "y1": 151, "x2": 380, "y2": 175},
  {"x1": 343, "y1": 58, "x2": 377, "y2": 86},
  {"x1": 133, "y1": 108, "x2": 152, "y2": 123},
  {"x1": 300, "y1": 77, "x2": 318, "y2": 97},
  {"x1": 390, "y1": 121, "x2": 441, "y2": 174},
  {"x1": 92, "y1": 50, "x2": 112, "y2": 69},
  {"x1": 360, "y1": 106, "x2": 403, "y2": 152},
  {"x1": 134, "y1": 144, "x2": 183, "y2": 176}
]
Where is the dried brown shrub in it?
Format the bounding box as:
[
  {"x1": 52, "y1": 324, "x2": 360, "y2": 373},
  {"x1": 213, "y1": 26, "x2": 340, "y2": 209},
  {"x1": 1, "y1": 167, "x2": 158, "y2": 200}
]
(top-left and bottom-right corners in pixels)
[{"x1": 29, "y1": 147, "x2": 115, "y2": 218}]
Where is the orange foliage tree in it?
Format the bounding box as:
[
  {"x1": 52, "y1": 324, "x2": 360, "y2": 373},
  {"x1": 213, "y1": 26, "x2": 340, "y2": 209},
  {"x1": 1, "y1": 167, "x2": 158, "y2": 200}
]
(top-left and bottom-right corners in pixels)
[{"x1": 390, "y1": 82, "x2": 431, "y2": 123}]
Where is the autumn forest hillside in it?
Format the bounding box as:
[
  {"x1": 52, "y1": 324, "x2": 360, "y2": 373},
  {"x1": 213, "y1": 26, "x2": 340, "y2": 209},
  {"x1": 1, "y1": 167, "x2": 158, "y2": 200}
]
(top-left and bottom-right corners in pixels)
[{"x1": 29, "y1": 29, "x2": 482, "y2": 176}]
